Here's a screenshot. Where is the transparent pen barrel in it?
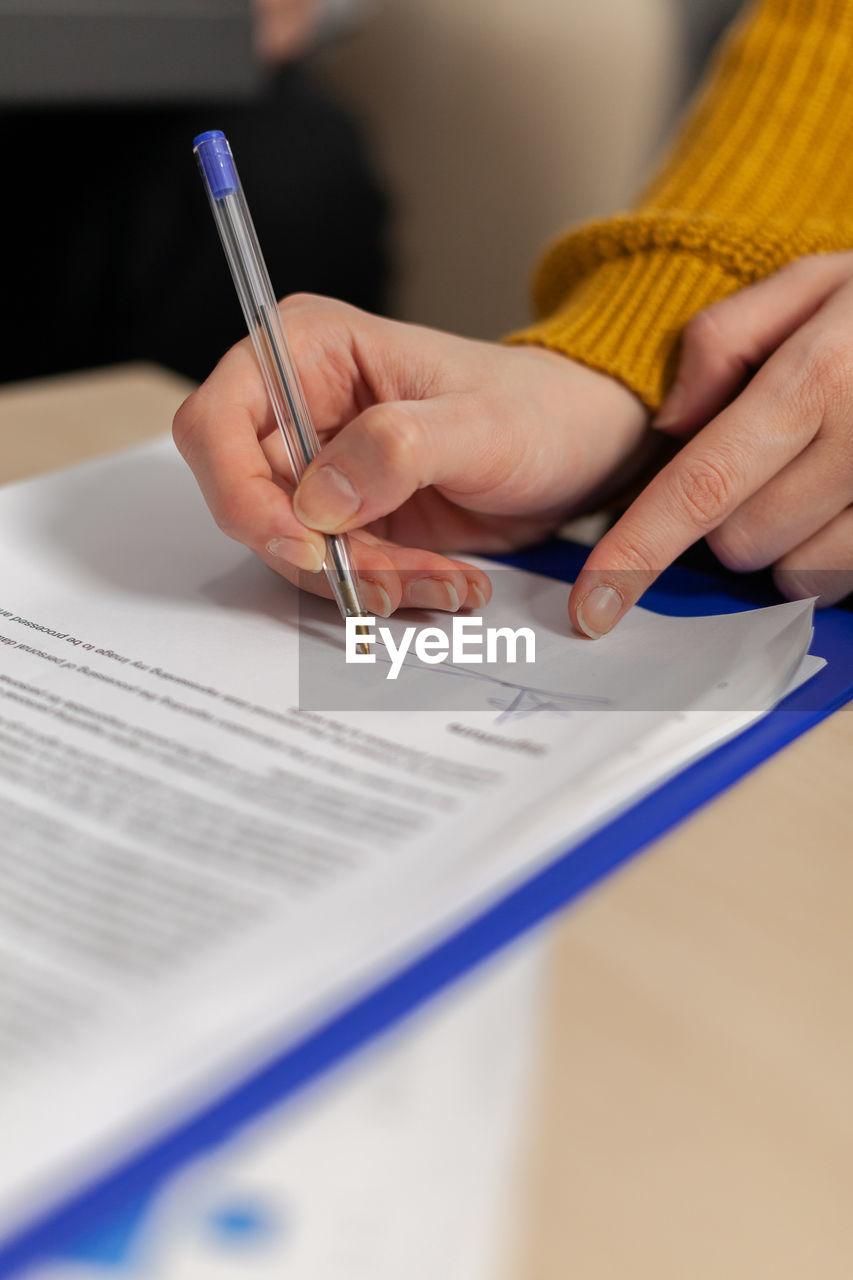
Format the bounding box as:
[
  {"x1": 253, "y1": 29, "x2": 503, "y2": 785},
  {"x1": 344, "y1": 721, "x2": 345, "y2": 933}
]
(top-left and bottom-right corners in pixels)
[
  {"x1": 205, "y1": 185, "x2": 363, "y2": 618},
  {"x1": 212, "y1": 187, "x2": 318, "y2": 480}
]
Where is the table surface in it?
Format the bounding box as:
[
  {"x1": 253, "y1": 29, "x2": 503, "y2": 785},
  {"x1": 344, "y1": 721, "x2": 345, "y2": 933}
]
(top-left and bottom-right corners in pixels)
[{"x1": 1, "y1": 364, "x2": 850, "y2": 1279}]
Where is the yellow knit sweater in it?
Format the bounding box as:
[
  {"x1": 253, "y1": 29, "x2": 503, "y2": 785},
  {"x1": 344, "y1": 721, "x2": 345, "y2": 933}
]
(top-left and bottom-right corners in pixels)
[{"x1": 510, "y1": 0, "x2": 853, "y2": 409}]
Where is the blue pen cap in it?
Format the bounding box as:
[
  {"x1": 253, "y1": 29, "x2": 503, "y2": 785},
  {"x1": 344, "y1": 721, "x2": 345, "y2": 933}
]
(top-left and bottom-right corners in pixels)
[{"x1": 193, "y1": 130, "x2": 239, "y2": 199}]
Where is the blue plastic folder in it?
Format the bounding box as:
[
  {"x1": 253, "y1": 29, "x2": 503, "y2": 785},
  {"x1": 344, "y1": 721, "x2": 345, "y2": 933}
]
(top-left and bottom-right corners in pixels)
[{"x1": 2, "y1": 544, "x2": 852, "y2": 1275}]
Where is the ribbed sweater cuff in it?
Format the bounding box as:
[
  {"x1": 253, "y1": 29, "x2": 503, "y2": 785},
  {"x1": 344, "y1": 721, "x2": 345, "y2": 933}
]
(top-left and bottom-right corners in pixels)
[{"x1": 507, "y1": 216, "x2": 853, "y2": 410}]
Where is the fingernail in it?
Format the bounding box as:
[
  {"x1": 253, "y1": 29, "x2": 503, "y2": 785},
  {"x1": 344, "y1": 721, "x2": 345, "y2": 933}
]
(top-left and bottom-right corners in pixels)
[
  {"x1": 362, "y1": 579, "x2": 393, "y2": 617},
  {"x1": 653, "y1": 382, "x2": 684, "y2": 431},
  {"x1": 469, "y1": 583, "x2": 487, "y2": 610},
  {"x1": 294, "y1": 465, "x2": 360, "y2": 529},
  {"x1": 576, "y1": 585, "x2": 623, "y2": 638},
  {"x1": 266, "y1": 535, "x2": 324, "y2": 572},
  {"x1": 407, "y1": 578, "x2": 461, "y2": 612}
]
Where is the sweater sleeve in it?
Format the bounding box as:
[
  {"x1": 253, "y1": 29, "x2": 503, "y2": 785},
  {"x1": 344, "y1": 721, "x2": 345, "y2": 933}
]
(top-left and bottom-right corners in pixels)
[{"x1": 508, "y1": 0, "x2": 853, "y2": 410}]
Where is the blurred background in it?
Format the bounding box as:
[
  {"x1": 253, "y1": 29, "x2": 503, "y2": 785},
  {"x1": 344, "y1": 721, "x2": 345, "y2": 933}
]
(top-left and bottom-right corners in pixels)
[
  {"x1": 320, "y1": 0, "x2": 741, "y2": 336},
  {"x1": 0, "y1": 0, "x2": 741, "y2": 385}
]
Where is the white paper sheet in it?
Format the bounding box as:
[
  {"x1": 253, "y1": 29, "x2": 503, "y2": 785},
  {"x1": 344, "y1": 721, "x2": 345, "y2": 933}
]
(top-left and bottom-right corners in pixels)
[
  {"x1": 0, "y1": 437, "x2": 823, "y2": 1246},
  {"x1": 25, "y1": 941, "x2": 545, "y2": 1280}
]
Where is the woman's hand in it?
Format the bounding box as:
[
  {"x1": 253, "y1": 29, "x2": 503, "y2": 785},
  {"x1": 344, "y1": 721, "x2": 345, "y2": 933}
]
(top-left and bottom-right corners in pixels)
[
  {"x1": 173, "y1": 294, "x2": 651, "y2": 617},
  {"x1": 569, "y1": 253, "x2": 853, "y2": 639}
]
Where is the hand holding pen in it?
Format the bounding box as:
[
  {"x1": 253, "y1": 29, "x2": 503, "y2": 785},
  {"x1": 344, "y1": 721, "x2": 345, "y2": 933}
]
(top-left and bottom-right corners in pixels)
[
  {"x1": 180, "y1": 132, "x2": 494, "y2": 621},
  {"x1": 178, "y1": 147, "x2": 641, "y2": 631}
]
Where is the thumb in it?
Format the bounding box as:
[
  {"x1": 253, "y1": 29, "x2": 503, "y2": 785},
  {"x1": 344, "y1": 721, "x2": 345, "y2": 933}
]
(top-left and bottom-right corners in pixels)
[
  {"x1": 293, "y1": 394, "x2": 491, "y2": 534},
  {"x1": 654, "y1": 254, "x2": 853, "y2": 438}
]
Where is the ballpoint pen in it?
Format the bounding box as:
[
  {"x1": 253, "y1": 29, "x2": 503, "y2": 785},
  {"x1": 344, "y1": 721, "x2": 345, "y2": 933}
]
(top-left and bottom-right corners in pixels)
[{"x1": 193, "y1": 129, "x2": 369, "y2": 650}]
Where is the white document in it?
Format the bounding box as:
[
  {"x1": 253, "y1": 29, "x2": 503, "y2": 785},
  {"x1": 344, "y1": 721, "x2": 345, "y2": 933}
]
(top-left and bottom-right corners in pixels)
[
  {"x1": 0, "y1": 438, "x2": 823, "y2": 1247},
  {"x1": 27, "y1": 941, "x2": 545, "y2": 1280}
]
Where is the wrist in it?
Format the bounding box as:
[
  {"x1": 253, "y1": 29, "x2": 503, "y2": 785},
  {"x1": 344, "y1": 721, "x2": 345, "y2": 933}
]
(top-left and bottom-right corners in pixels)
[{"x1": 505, "y1": 342, "x2": 657, "y2": 520}]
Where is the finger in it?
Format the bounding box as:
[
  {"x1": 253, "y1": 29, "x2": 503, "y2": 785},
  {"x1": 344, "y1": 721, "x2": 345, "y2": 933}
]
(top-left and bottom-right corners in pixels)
[
  {"x1": 173, "y1": 379, "x2": 327, "y2": 568},
  {"x1": 654, "y1": 252, "x2": 853, "y2": 437},
  {"x1": 174, "y1": 296, "x2": 407, "y2": 555},
  {"x1": 292, "y1": 395, "x2": 510, "y2": 535},
  {"x1": 263, "y1": 534, "x2": 403, "y2": 616},
  {"x1": 175, "y1": 295, "x2": 381, "y2": 458},
  {"x1": 275, "y1": 294, "x2": 380, "y2": 434},
  {"x1": 772, "y1": 506, "x2": 853, "y2": 606},
  {"x1": 175, "y1": 338, "x2": 276, "y2": 444},
  {"x1": 277, "y1": 294, "x2": 462, "y2": 436},
  {"x1": 568, "y1": 358, "x2": 818, "y2": 637},
  {"x1": 707, "y1": 434, "x2": 853, "y2": 573},
  {"x1": 371, "y1": 543, "x2": 493, "y2": 612},
  {"x1": 334, "y1": 535, "x2": 492, "y2": 613},
  {"x1": 265, "y1": 530, "x2": 492, "y2": 614}
]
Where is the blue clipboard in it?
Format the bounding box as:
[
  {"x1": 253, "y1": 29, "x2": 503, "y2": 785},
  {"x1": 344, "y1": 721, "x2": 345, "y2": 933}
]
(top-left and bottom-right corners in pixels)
[{"x1": 2, "y1": 544, "x2": 851, "y2": 1275}]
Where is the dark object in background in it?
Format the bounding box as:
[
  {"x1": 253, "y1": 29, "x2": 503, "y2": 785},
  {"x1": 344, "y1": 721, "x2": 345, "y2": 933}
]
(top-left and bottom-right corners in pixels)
[
  {"x1": 0, "y1": 2, "x2": 389, "y2": 384},
  {"x1": 2, "y1": 69, "x2": 389, "y2": 384},
  {"x1": 0, "y1": 0, "x2": 259, "y2": 103}
]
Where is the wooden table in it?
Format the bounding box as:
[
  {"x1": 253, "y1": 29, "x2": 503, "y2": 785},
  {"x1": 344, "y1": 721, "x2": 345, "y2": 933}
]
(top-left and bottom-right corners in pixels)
[{"x1": 1, "y1": 365, "x2": 851, "y2": 1278}]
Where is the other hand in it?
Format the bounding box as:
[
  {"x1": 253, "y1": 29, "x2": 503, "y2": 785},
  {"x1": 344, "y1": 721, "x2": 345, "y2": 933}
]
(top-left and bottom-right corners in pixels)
[{"x1": 569, "y1": 252, "x2": 853, "y2": 638}]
